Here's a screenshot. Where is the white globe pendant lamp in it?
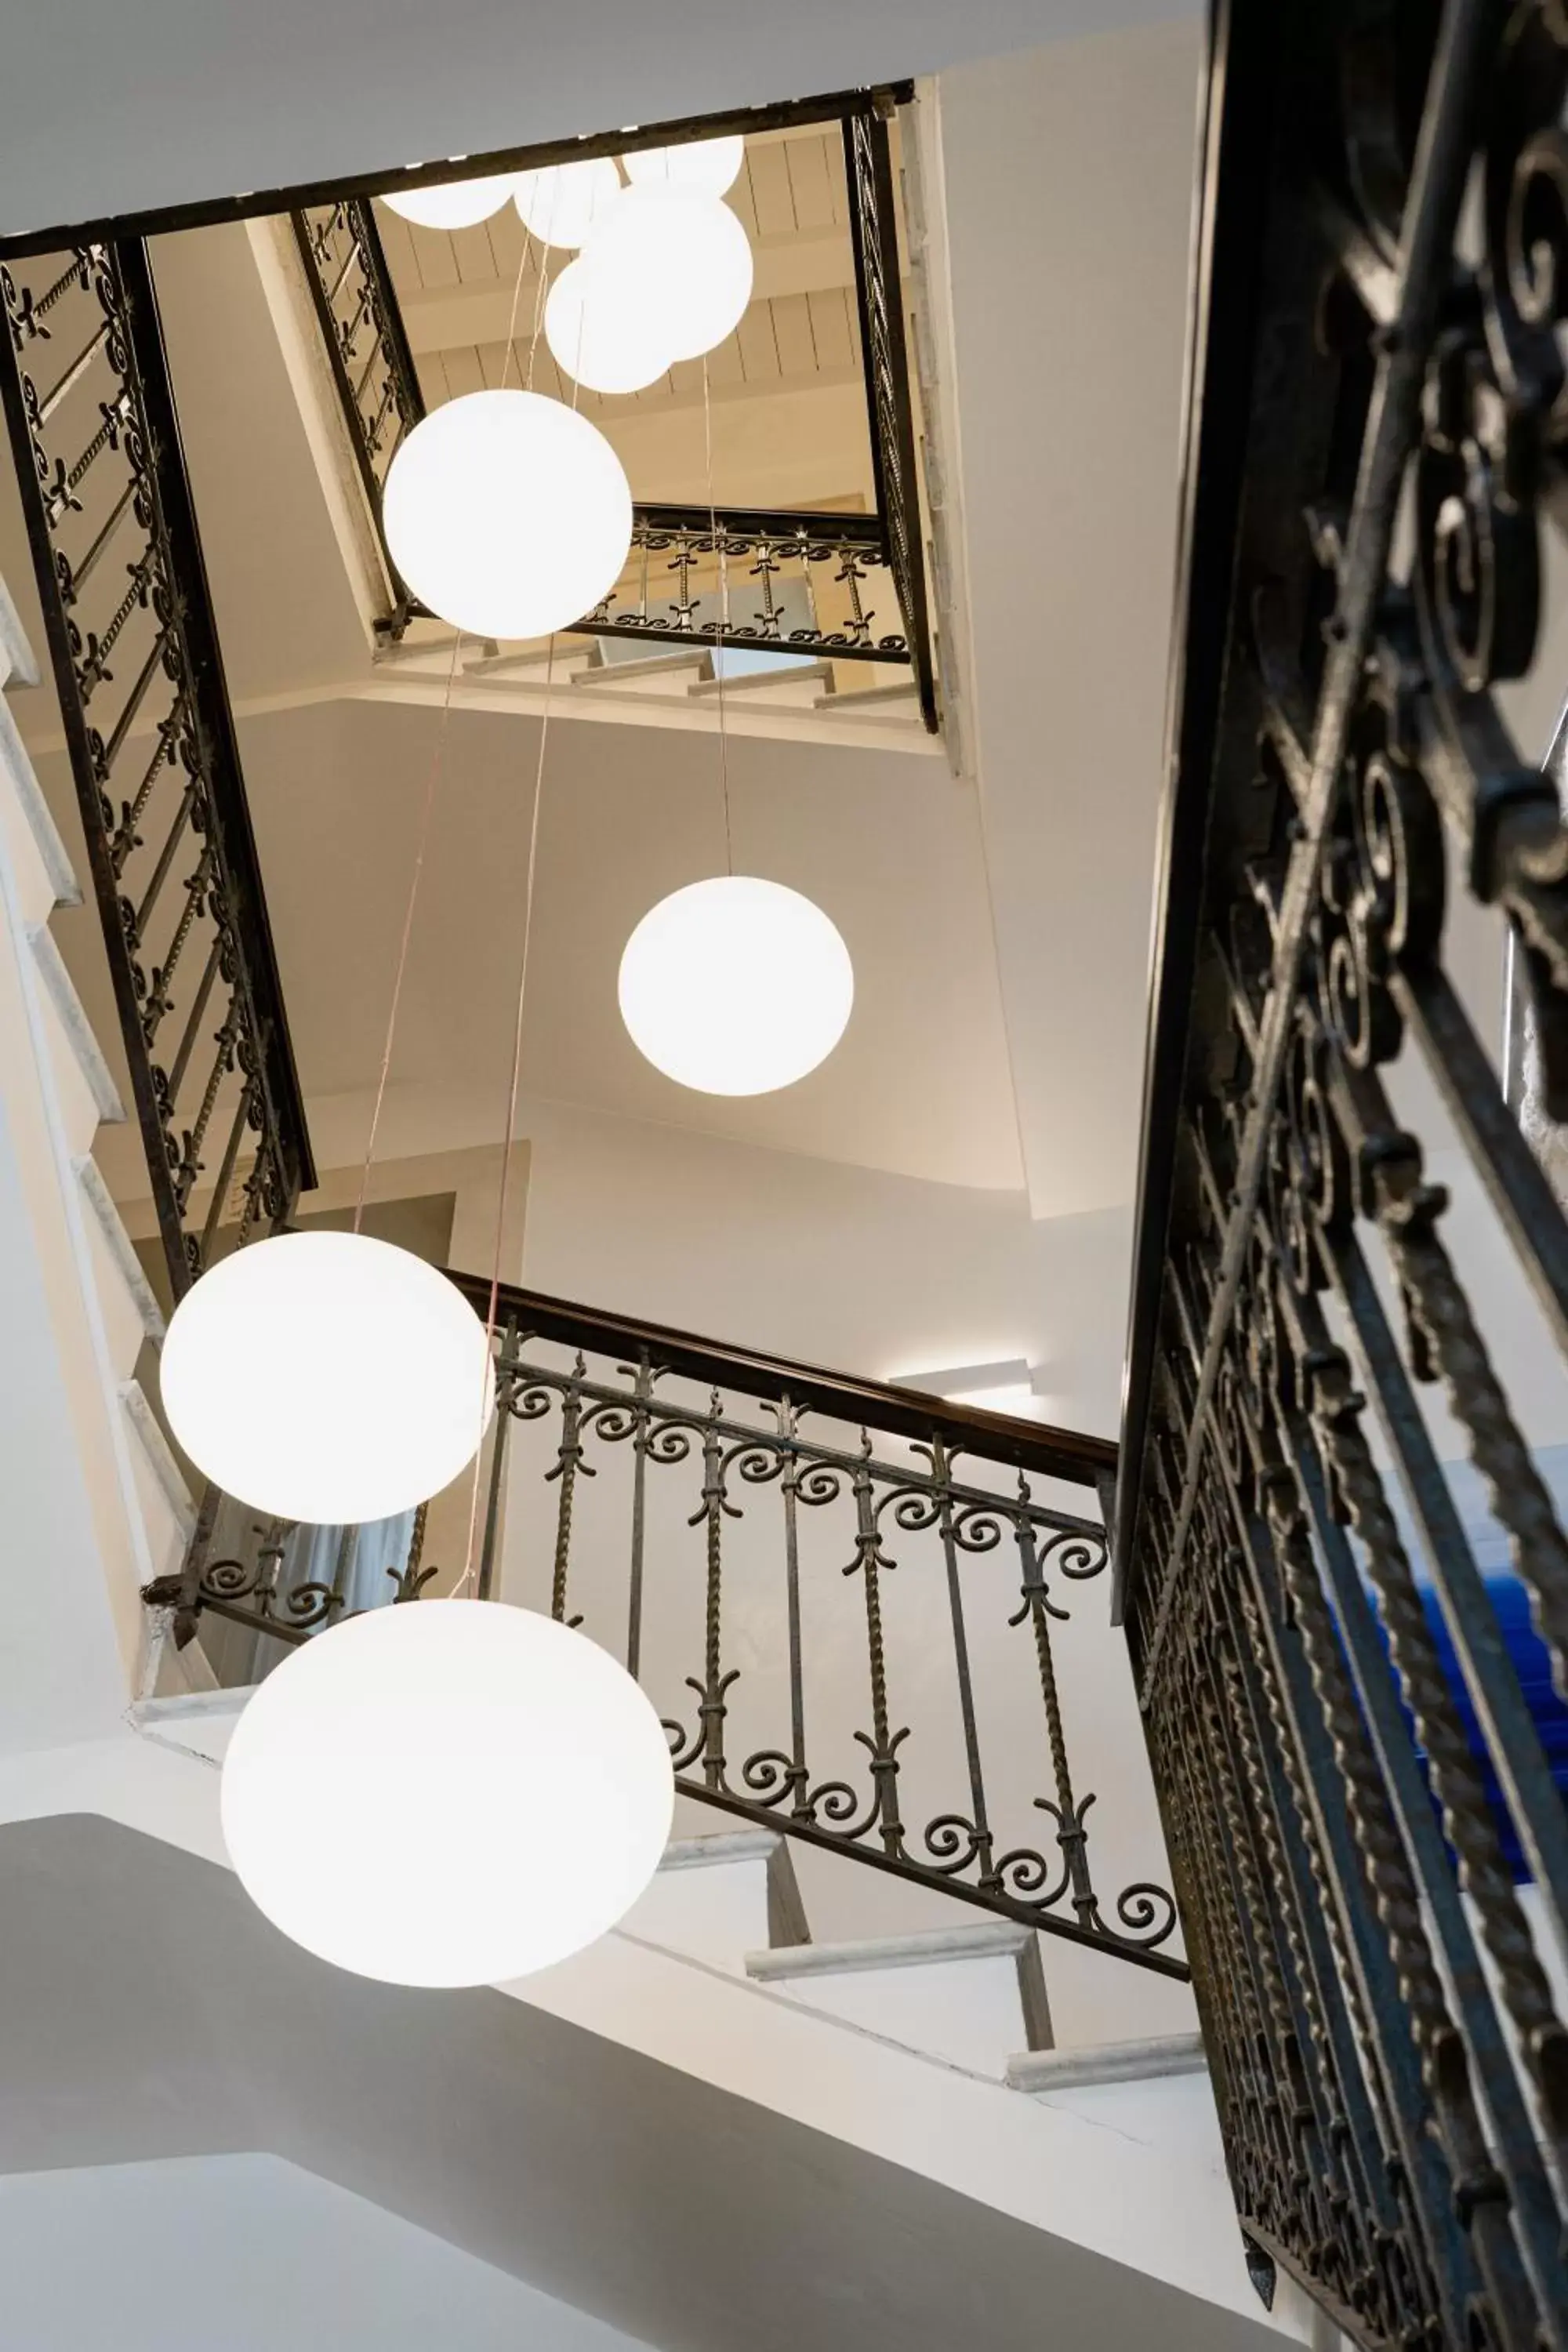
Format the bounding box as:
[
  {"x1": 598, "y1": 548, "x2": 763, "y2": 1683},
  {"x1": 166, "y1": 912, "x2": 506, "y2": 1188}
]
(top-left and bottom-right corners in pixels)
[
  {"x1": 160, "y1": 1230, "x2": 495, "y2": 1525},
  {"x1": 383, "y1": 389, "x2": 632, "y2": 639},
  {"x1": 513, "y1": 157, "x2": 622, "y2": 249},
  {"x1": 221, "y1": 1601, "x2": 674, "y2": 1986},
  {"x1": 586, "y1": 184, "x2": 753, "y2": 362},
  {"x1": 619, "y1": 876, "x2": 854, "y2": 1095},
  {"x1": 545, "y1": 255, "x2": 674, "y2": 396},
  {"x1": 622, "y1": 135, "x2": 745, "y2": 196},
  {"x1": 381, "y1": 172, "x2": 518, "y2": 230}
]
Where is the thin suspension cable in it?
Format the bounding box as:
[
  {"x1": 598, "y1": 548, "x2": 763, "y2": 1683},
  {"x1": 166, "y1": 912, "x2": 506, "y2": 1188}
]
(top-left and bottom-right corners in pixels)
[
  {"x1": 354, "y1": 225, "x2": 534, "y2": 1238},
  {"x1": 522, "y1": 181, "x2": 562, "y2": 394},
  {"x1": 499, "y1": 215, "x2": 535, "y2": 395},
  {"x1": 702, "y1": 355, "x2": 734, "y2": 877},
  {"x1": 354, "y1": 630, "x2": 462, "y2": 1232},
  {"x1": 456, "y1": 642, "x2": 558, "y2": 1596},
  {"x1": 457, "y1": 260, "x2": 590, "y2": 1599}
]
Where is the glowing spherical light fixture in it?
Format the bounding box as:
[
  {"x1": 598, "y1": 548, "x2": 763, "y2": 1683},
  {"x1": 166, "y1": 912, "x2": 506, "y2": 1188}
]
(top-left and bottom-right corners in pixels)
[
  {"x1": 586, "y1": 185, "x2": 753, "y2": 361},
  {"x1": 383, "y1": 389, "x2": 632, "y2": 639},
  {"x1": 622, "y1": 135, "x2": 745, "y2": 196},
  {"x1": 221, "y1": 1601, "x2": 674, "y2": 1986},
  {"x1": 381, "y1": 173, "x2": 518, "y2": 230},
  {"x1": 160, "y1": 1230, "x2": 495, "y2": 1525},
  {"x1": 545, "y1": 256, "x2": 674, "y2": 395},
  {"x1": 513, "y1": 157, "x2": 622, "y2": 248},
  {"x1": 619, "y1": 876, "x2": 854, "y2": 1096}
]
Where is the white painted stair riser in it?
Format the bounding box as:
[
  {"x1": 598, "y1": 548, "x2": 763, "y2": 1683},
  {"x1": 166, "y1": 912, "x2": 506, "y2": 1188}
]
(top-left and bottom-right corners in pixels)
[
  {"x1": 747, "y1": 1922, "x2": 1051, "y2": 2078},
  {"x1": 118, "y1": 1381, "x2": 195, "y2": 1581},
  {"x1": 622, "y1": 1829, "x2": 807, "y2": 1969},
  {"x1": 0, "y1": 702, "x2": 81, "y2": 927},
  {"x1": 74, "y1": 1157, "x2": 166, "y2": 1379}
]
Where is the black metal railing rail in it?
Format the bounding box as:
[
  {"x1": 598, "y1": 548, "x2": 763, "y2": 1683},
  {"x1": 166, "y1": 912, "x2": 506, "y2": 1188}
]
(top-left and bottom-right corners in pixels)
[
  {"x1": 0, "y1": 241, "x2": 314, "y2": 1295},
  {"x1": 147, "y1": 1275, "x2": 1188, "y2": 1979},
  {"x1": 290, "y1": 92, "x2": 938, "y2": 726},
  {"x1": 1118, "y1": 0, "x2": 1568, "y2": 2344}
]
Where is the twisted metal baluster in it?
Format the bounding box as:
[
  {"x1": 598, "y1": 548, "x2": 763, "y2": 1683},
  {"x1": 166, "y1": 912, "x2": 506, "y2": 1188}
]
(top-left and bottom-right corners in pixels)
[
  {"x1": 625, "y1": 1352, "x2": 653, "y2": 1680},
  {"x1": 930, "y1": 1435, "x2": 996, "y2": 1891},
  {"x1": 1012, "y1": 1495, "x2": 1095, "y2": 1933},
  {"x1": 546, "y1": 1355, "x2": 590, "y2": 1624},
  {"x1": 844, "y1": 1436, "x2": 906, "y2": 1859},
  {"x1": 686, "y1": 1393, "x2": 738, "y2": 1792}
]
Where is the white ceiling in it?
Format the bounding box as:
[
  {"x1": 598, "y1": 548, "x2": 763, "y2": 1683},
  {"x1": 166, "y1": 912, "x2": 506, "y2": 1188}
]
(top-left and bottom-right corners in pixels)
[
  {"x1": 0, "y1": 0, "x2": 1196, "y2": 243},
  {"x1": 938, "y1": 22, "x2": 1205, "y2": 1218}
]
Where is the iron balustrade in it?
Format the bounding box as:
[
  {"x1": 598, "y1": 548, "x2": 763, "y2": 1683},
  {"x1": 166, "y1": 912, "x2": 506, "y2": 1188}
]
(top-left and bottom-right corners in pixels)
[
  {"x1": 0, "y1": 240, "x2": 313, "y2": 1294},
  {"x1": 1118, "y1": 0, "x2": 1568, "y2": 2344},
  {"x1": 290, "y1": 94, "x2": 938, "y2": 727},
  {"x1": 147, "y1": 1276, "x2": 1186, "y2": 1980},
  {"x1": 579, "y1": 506, "x2": 916, "y2": 665}
]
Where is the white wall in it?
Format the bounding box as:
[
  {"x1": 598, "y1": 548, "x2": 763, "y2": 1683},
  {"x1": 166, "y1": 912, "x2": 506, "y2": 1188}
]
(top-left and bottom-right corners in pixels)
[
  {"x1": 0, "y1": 2153, "x2": 652, "y2": 2352},
  {"x1": 519, "y1": 1090, "x2": 1131, "y2": 1433},
  {"x1": 935, "y1": 21, "x2": 1205, "y2": 1220}
]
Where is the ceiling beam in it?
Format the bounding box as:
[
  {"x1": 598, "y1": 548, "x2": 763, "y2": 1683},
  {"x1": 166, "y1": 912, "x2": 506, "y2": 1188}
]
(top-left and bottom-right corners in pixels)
[{"x1": 400, "y1": 227, "x2": 853, "y2": 356}]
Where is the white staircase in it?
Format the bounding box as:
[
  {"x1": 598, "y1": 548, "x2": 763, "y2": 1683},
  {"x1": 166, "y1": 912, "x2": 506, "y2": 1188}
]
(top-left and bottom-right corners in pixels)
[
  {"x1": 361, "y1": 629, "x2": 942, "y2": 755},
  {"x1": 0, "y1": 573, "x2": 207, "y2": 1709},
  {"x1": 0, "y1": 575, "x2": 1307, "y2": 2344}
]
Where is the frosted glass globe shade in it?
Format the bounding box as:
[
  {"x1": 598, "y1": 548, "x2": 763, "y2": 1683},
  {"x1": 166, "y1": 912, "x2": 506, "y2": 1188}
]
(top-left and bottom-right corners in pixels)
[
  {"x1": 619, "y1": 876, "x2": 853, "y2": 1095},
  {"x1": 622, "y1": 136, "x2": 745, "y2": 196},
  {"x1": 383, "y1": 390, "x2": 632, "y2": 639},
  {"x1": 513, "y1": 157, "x2": 622, "y2": 248},
  {"x1": 381, "y1": 173, "x2": 517, "y2": 230},
  {"x1": 160, "y1": 1231, "x2": 495, "y2": 1525},
  {"x1": 587, "y1": 185, "x2": 753, "y2": 361},
  {"x1": 221, "y1": 1601, "x2": 674, "y2": 1987},
  {"x1": 545, "y1": 256, "x2": 675, "y2": 394}
]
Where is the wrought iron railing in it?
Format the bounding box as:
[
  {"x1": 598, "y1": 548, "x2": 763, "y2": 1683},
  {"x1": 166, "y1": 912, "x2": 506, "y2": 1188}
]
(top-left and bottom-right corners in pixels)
[
  {"x1": 290, "y1": 199, "x2": 423, "y2": 632},
  {"x1": 148, "y1": 1276, "x2": 1186, "y2": 1980},
  {"x1": 0, "y1": 240, "x2": 314, "y2": 1294},
  {"x1": 579, "y1": 505, "x2": 915, "y2": 666},
  {"x1": 1119, "y1": 0, "x2": 1568, "y2": 2343},
  {"x1": 291, "y1": 93, "x2": 938, "y2": 725}
]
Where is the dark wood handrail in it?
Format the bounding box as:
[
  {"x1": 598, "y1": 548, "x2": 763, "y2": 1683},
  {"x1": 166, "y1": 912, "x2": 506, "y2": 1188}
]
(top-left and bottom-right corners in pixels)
[{"x1": 446, "y1": 1270, "x2": 1116, "y2": 1490}]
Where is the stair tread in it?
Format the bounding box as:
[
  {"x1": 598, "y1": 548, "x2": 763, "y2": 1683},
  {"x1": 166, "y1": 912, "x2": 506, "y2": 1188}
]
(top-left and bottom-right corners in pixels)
[
  {"x1": 75, "y1": 1156, "x2": 166, "y2": 1344},
  {"x1": 659, "y1": 1828, "x2": 786, "y2": 1872},
  {"x1": 119, "y1": 1377, "x2": 196, "y2": 1537},
  {"x1": 1006, "y1": 2034, "x2": 1207, "y2": 2093},
  {"x1": 29, "y1": 925, "x2": 126, "y2": 1123},
  {"x1": 0, "y1": 574, "x2": 39, "y2": 690},
  {"x1": 575, "y1": 648, "x2": 710, "y2": 686},
  {"x1": 748, "y1": 1921, "x2": 1033, "y2": 1981},
  {"x1": 0, "y1": 706, "x2": 81, "y2": 910},
  {"x1": 687, "y1": 659, "x2": 832, "y2": 699}
]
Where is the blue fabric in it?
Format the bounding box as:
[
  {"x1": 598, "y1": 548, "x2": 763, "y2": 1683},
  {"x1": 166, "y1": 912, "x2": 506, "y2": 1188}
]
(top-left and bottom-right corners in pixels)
[{"x1": 1380, "y1": 1449, "x2": 1568, "y2": 1882}]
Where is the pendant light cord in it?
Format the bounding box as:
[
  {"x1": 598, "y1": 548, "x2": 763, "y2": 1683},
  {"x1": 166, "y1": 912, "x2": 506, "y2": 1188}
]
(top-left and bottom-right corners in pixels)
[
  {"x1": 456, "y1": 639, "x2": 556, "y2": 1598},
  {"x1": 702, "y1": 355, "x2": 734, "y2": 877},
  {"x1": 455, "y1": 216, "x2": 579, "y2": 1599},
  {"x1": 354, "y1": 629, "x2": 463, "y2": 1232},
  {"x1": 358, "y1": 221, "x2": 540, "y2": 1239}
]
